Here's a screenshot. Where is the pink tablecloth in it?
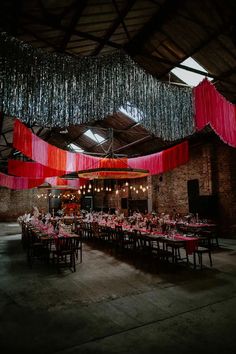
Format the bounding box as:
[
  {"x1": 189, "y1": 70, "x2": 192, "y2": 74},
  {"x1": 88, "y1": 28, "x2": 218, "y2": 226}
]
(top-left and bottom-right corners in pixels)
[{"x1": 173, "y1": 234, "x2": 198, "y2": 254}]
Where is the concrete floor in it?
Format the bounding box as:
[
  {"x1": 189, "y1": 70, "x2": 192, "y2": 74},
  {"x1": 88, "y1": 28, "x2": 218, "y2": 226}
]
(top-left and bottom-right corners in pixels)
[{"x1": 0, "y1": 222, "x2": 236, "y2": 354}]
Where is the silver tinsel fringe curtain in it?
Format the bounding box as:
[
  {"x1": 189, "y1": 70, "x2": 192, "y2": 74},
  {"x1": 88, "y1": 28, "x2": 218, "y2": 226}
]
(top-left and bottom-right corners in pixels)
[{"x1": 0, "y1": 33, "x2": 194, "y2": 141}]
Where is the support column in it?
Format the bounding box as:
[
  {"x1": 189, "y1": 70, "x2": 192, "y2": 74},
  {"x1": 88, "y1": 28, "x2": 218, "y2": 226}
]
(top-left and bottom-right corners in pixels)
[{"x1": 147, "y1": 175, "x2": 152, "y2": 213}]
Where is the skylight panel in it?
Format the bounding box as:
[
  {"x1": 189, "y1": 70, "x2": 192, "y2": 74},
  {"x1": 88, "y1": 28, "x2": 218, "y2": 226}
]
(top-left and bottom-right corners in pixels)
[
  {"x1": 68, "y1": 143, "x2": 84, "y2": 153},
  {"x1": 171, "y1": 57, "x2": 213, "y2": 87},
  {"x1": 119, "y1": 103, "x2": 143, "y2": 123},
  {"x1": 84, "y1": 129, "x2": 105, "y2": 143}
]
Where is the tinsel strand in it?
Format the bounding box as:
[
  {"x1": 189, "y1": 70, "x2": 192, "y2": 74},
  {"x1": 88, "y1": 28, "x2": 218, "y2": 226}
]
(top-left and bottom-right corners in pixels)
[{"x1": 0, "y1": 32, "x2": 194, "y2": 141}]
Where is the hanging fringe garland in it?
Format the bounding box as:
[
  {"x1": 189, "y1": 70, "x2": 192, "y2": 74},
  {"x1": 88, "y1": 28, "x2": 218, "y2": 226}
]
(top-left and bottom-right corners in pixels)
[
  {"x1": 0, "y1": 33, "x2": 194, "y2": 141},
  {"x1": 13, "y1": 119, "x2": 189, "y2": 176}
]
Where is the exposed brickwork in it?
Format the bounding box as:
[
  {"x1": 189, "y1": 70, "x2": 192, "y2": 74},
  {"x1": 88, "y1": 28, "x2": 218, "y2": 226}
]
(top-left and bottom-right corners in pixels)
[
  {"x1": 151, "y1": 139, "x2": 236, "y2": 237},
  {"x1": 152, "y1": 143, "x2": 212, "y2": 214},
  {"x1": 0, "y1": 188, "x2": 48, "y2": 221},
  {"x1": 214, "y1": 143, "x2": 236, "y2": 237}
]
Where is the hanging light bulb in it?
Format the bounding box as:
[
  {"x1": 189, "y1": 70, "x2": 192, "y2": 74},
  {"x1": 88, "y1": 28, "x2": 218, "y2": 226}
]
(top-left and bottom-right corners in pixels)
[
  {"x1": 130, "y1": 186, "x2": 133, "y2": 189},
  {"x1": 143, "y1": 187, "x2": 146, "y2": 192},
  {"x1": 147, "y1": 186, "x2": 149, "y2": 190},
  {"x1": 140, "y1": 185, "x2": 143, "y2": 189},
  {"x1": 123, "y1": 189, "x2": 125, "y2": 192},
  {"x1": 83, "y1": 185, "x2": 86, "y2": 189},
  {"x1": 136, "y1": 190, "x2": 139, "y2": 194},
  {"x1": 106, "y1": 187, "x2": 108, "y2": 191},
  {"x1": 87, "y1": 189, "x2": 91, "y2": 193},
  {"x1": 115, "y1": 190, "x2": 119, "y2": 195},
  {"x1": 94, "y1": 187, "x2": 97, "y2": 191},
  {"x1": 89, "y1": 184, "x2": 92, "y2": 189},
  {"x1": 101, "y1": 187, "x2": 103, "y2": 191},
  {"x1": 83, "y1": 191, "x2": 85, "y2": 195},
  {"x1": 125, "y1": 181, "x2": 129, "y2": 186},
  {"x1": 133, "y1": 187, "x2": 136, "y2": 191},
  {"x1": 78, "y1": 190, "x2": 81, "y2": 195},
  {"x1": 109, "y1": 188, "x2": 111, "y2": 192}
]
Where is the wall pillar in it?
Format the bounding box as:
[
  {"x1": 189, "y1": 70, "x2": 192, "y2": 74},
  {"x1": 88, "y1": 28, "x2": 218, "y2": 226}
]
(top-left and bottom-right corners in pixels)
[{"x1": 147, "y1": 175, "x2": 152, "y2": 213}]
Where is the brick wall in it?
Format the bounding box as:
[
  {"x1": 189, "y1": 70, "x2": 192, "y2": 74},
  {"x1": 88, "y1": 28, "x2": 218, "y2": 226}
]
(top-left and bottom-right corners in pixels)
[
  {"x1": 213, "y1": 142, "x2": 236, "y2": 237},
  {"x1": 151, "y1": 138, "x2": 236, "y2": 237},
  {"x1": 0, "y1": 188, "x2": 48, "y2": 222},
  {"x1": 152, "y1": 143, "x2": 212, "y2": 215}
]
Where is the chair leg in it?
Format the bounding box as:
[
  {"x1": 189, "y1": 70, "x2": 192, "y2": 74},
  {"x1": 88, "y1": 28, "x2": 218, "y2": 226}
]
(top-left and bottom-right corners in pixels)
[
  {"x1": 186, "y1": 251, "x2": 189, "y2": 266},
  {"x1": 198, "y1": 253, "x2": 202, "y2": 270},
  {"x1": 209, "y1": 251, "x2": 213, "y2": 267},
  {"x1": 193, "y1": 252, "x2": 196, "y2": 269},
  {"x1": 72, "y1": 252, "x2": 76, "y2": 272}
]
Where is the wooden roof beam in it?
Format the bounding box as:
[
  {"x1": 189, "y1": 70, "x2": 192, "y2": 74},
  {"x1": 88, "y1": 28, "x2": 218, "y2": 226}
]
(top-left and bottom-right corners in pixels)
[
  {"x1": 59, "y1": 0, "x2": 87, "y2": 52},
  {"x1": 91, "y1": 0, "x2": 136, "y2": 56},
  {"x1": 157, "y1": 21, "x2": 234, "y2": 79},
  {"x1": 140, "y1": 53, "x2": 214, "y2": 79},
  {"x1": 125, "y1": 0, "x2": 186, "y2": 55},
  {"x1": 22, "y1": 14, "x2": 121, "y2": 50},
  {"x1": 112, "y1": 0, "x2": 131, "y2": 40},
  {"x1": 20, "y1": 26, "x2": 58, "y2": 50}
]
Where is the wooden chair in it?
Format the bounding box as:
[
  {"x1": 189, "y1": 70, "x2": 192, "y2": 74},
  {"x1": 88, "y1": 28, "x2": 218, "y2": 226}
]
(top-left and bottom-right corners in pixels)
[
  {"x1": 71, "y1": 235, "x2": 82, "y2": 263},
  {"x1": 193, "y1": 237, "x2": 213, "y2": 269},
  {"x1": 52, "y1": 237, "x2": 76, "y2": 272},
  {"x1": 26, "y1": 228, "x2": 50, "y2": 268}
]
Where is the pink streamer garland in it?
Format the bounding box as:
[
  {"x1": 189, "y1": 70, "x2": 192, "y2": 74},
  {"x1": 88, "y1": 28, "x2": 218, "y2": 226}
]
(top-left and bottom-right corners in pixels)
[
  {"x1": 0, "y1": 172, "x2": 83, "y2": 190},
  {"x1": 13, "y1": 119, "x2": 189, "y2": 176},
  {"x1": 8, "y1": 160, "x2": 66, "y2": 178},
  {"x1": 194, "y1": 79, "x2": 236, "y2": 147},
  {"x1": 13, "y1": 119, "x2": 99, "y2": 172},
  {"x1": 128, "y1": 141, "x2": 189, "y2": 175}
]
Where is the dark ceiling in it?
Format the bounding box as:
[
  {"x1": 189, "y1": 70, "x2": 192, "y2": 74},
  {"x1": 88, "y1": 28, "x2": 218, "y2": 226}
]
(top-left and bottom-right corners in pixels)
[{"x1": 0, "y1": 0, "x2": 236, "y2": 172}]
